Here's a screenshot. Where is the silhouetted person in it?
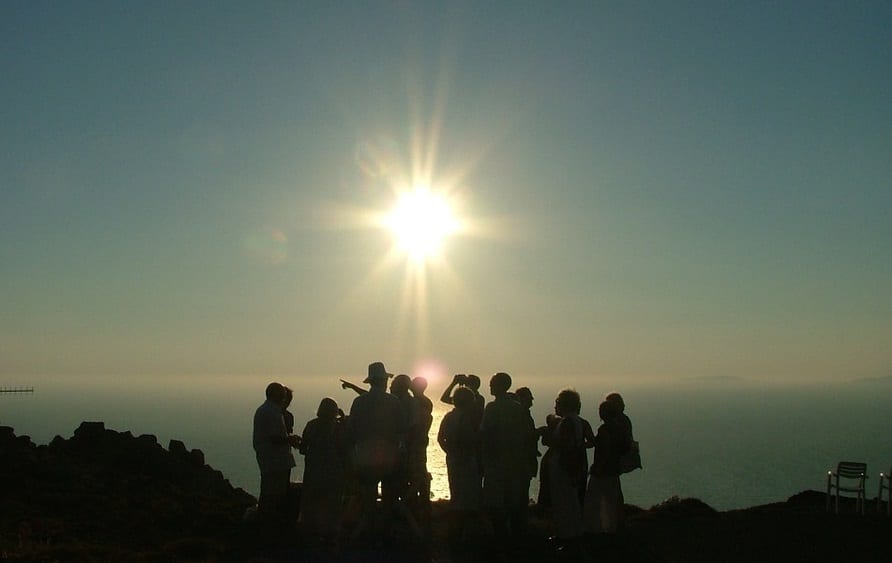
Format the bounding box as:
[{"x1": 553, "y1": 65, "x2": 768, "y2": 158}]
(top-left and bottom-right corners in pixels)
[
  {"x1": 283, "y1": 386, "x2": 295, "y2": 434},
  {"x1": 605, "y1": 391, "x2": 636, "y2": 530},
  {"x1": 584, "y1": 400, "x2": 627, "y2": 534},
  {"x1": 442, "y1": 373, "x2": 485, "y2": 481},
  {"x1": 346, "y1": 362, "x2": 407, "y2": 541},
  {"x1": 545, "y1": 389, "x2": 591, "y2": 549},
  {"x1": 438, "y1": 386, "x2": 482, "y2": 543},
  {"x1": 480, "y1": 372, "x2": 535, "y2": 542},
  {"x1": 536, "y1": 413, "x2": 561, "y2": 512},
  {"x1": 390, "y1": 374, "x2": 417, "y2": 430},
  {"x1": 408, "y1": 376, "x2": 434, "y2": 520},
  {"x1": 441, "y1": 373, "x2": 485, "y2": 430},
  {"x1": 253, "y1": 382, "x2": 300, "y2": 519},
  {"x1": 605, "y1": 392, "x2": 634, "y2": 452},
  {"x1": 340, "y1": 379, "x2": 368, "y2": 395},
  {"x1": 514, "y1": 387, "x2": 540, "y2": 506},
  {"x1": 389, "y1": 374, "x2": 417, "y2": 499},
  {"x1": 440, "y1": 373, "x2": 465, "y2": 405},
  {"x1": 299, "y1": 398, "x2": 346, "y2": 544},
  {"x1": 466, "y1": 375, "x2": 485, "y2": 427},
  {"x1": 514, "y1": 387, "x2": 533, "y2": 409}
]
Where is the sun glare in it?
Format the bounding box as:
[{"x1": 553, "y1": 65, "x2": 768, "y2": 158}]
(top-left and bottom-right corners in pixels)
[{"x1": 386, "y1": 187, "x2": 458, "y2": 262}]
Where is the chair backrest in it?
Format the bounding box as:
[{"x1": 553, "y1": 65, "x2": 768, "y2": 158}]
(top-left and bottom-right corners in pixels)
[{"x1": 837, "y1": 461, "x2": 867, "y2": 478}]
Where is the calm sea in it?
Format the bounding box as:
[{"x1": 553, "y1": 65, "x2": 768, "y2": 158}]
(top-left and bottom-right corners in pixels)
[{"x1": 2, "y1": 374, "x2": 890, "y2": 511}]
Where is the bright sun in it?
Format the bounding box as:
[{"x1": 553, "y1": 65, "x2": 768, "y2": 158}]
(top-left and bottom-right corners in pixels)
[{"x1": 386, "y1": 187, "x2": 458, "y2": 262}]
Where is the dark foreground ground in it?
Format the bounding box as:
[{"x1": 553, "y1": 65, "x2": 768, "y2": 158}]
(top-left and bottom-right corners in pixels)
[{"x1": 1, "y1": 423, "x2": 889, "y2": 562}]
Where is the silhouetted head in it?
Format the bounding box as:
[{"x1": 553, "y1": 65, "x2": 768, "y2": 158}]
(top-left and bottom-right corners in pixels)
[
  {"x1": 317, "y1": 397, "x2": 339, "y2": 420},
  {"x1": 265, "y1": 382, "x2": 286, "y2": 404},
  {"x1": 598, "y1": 399, "x2": 620, "y2": 422},
  {"x1": 466, "y1": 374, "x2": 481, "y2": 391},
  {"x1": 489, "y1": 372, "x2": 512, "y2": 397},
  {"x1": 283, "y1": 386, "x2": 294, "y2": 408},
  {"x1": 453, "y1": 386, "x2": 474, "y2": 410},
  {"x1": 410, "y1": 376, "x2": 428, "y2": 396},
  {"x1": 364, "y1": 361, "x2": 392, "y2": 389},
  {"x1": 391, "y1": 373, "x2": 412, "y2": 395},
  {"x1": 605, "y1": 392, "x2": 625, "y2": 412},
  {"x1": 555, "y1": 388, "x2": 581, "y2": 416},
  {"x1": 515, "y1": 387, "x2": 534, "y2": 410}
]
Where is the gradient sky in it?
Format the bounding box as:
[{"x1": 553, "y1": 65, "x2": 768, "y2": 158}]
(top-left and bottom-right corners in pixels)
[{"x1": 2, "y1": 2, "x2": 890, "y2": 383}]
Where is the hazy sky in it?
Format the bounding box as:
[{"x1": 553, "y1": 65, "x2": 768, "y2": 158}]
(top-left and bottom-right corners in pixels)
[{"x1": 2, "y1": 2, "x2": 890, "y2": 383}]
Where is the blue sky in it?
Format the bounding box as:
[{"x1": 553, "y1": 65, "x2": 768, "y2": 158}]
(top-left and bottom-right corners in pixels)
[{"x1": 2, "y1": 2, "x2": 890, "y2": 382}]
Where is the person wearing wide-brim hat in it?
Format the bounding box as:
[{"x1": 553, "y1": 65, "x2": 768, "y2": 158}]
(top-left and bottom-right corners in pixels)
[
  {"x1": 340, "y1": 361, "x2": 394, "y2": 395},
  {"x1": 346, "y1": 362, "x2": 407, "y2": 540},
  {"x1": 363, "y1": 361, "x2": 392, "y2": 383}
]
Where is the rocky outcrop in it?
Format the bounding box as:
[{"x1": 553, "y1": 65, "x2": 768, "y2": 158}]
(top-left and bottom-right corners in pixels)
[{"x1": 0, "y1": 423, "x2": 254, "y2": 561}]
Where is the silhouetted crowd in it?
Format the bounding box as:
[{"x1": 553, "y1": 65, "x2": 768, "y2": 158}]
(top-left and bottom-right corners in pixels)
[{"x1": 252, "y1": 361, "x2": 639, "y2": 554}]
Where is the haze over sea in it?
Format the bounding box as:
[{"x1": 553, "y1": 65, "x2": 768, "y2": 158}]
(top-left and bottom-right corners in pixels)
[{"x1": 3, "y1": 373, "x2": 890, "y2": 512}]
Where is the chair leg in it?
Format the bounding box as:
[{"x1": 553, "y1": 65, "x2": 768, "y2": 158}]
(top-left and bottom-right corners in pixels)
[
  {"x1": 887, "y1": 480, "x2": 891, "y2": 517},
  {"x1": 886, "y1": 482, "x2": 891, "y2": 517},
  {"x1": 826, "y1": 473, "x2": 831, "y2": 513}
]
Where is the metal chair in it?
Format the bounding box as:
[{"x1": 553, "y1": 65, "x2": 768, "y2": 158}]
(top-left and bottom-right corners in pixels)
[
  {"x1": 878, "y1": 467, "x2": 891, "y2": 517},
  {"x1": 826, "y1": 461, "x2": 867, "y2": 515}
]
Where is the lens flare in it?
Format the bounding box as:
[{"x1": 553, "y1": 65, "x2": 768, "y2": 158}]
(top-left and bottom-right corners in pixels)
[
  {"x1": 355, "y1": 136, "x2": 400, "y2": 179},
  {"x1": 243, "y1": 228, "x2": 288, "y2": 265}
]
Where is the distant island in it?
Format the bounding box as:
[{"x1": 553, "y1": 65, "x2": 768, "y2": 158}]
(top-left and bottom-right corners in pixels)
[{"x1": 1, "y1": 423, "x2": 889, "y2": 562}]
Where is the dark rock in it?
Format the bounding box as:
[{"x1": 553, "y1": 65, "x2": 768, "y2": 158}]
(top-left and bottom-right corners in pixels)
[
  {"x1": 74, "y1": 421, "x2": 105, "y2": 440},
  {"x1": 787, "y1": 489, "x2": 826, "y2": 507},
  {"x1": 189, "y1": 448, "x2": 205, "y2": 466},
  {"x1": 0, "y1": 421, "x2": 255, "y2": 560},
  {"x1": 169, "y1": 439, "x2": 188, "y2": 457},
  {"x1": 136, "y1": 433, "x2": 159, "y2": 448},
  {"x1": 645, "y1": 495, "x2": 717, "y2": 519}
]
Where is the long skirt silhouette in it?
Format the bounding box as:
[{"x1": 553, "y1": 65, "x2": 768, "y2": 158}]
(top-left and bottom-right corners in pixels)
[{"x1": 300, "y1": 418, "x2": 346, "y2": 539}]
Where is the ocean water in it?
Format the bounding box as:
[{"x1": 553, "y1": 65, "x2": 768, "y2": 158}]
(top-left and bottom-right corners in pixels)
[{"x1": 2, "y1": 373, "x2": 890, "y2": 511}]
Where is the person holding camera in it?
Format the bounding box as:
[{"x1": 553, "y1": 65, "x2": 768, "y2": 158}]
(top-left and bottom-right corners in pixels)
[{"x1": 441, "y1": 373, "x2": 485, "y2": 430}]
